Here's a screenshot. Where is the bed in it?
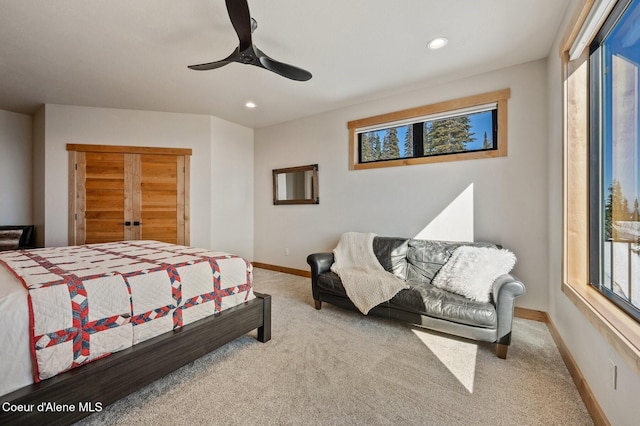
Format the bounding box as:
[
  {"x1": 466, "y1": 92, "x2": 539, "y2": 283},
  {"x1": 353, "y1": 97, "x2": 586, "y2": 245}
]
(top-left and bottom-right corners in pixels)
[{"x1": 0, "y1": 240, "x2": 271, "y2": 425}]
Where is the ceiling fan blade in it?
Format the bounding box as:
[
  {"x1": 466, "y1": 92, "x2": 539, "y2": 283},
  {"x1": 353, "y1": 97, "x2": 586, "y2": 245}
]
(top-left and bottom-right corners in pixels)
[
  {"x1": 225, "y1": 0, "x2": 252, "y2": 49},
  {"x1": 188, "y1": 60, "x2": 232, "y2": 71},
  {"x1": 188, "y1": 48, "x2": 240, "y2": 70},
  {"x1": 259, "y1": 54, "x2": 312, "y2": 81}
]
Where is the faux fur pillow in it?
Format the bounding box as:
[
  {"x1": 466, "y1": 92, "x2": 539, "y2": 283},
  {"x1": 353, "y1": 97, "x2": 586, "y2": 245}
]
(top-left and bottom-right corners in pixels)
[{"x1": 432, "y1": 246, "x2": 516, "y2": 303}]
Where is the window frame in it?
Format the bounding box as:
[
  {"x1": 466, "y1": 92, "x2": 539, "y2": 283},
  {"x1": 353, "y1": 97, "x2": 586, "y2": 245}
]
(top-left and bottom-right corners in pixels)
[
  {"x1": 347, "y1": 89, "x2": 510, "y2": 170},
  {"x1": 588, "y1": 0, "x2": 640, "y2": 323},
  {"x1": 562, "y1": 0, "x2": 640, "y2": 376}
]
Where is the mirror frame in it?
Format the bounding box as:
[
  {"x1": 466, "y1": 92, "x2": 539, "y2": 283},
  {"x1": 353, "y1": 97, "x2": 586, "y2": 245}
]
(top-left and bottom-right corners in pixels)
[{"x1": 272, "y1": 164, "x2": 319, "y2": 205}]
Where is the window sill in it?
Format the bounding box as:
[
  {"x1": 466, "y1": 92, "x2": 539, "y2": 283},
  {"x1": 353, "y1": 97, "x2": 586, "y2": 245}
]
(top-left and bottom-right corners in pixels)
[
  {"x1": 562, "y1": 280, "x2": 640, "y2": 375},
  {"x1": 352, "y1": 149, "x2": 503, "y2": 170}
]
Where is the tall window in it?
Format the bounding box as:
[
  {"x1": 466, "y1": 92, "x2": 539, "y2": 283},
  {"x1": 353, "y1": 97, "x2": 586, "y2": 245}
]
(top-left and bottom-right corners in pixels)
[{"x1": 589, "y1": 0, "x2": 640, "y2": 321}]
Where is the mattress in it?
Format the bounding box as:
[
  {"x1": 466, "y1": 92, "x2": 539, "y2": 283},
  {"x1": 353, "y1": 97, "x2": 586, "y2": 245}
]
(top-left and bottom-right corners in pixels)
[{"x1": 0, "y1": 241, "x2": 254, "y2": 397}]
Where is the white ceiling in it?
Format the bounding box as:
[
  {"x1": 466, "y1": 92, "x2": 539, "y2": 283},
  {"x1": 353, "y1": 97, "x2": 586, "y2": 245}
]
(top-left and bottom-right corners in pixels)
[{"x1": 0, "y1": 0, "x2": 571, "y2": 129}]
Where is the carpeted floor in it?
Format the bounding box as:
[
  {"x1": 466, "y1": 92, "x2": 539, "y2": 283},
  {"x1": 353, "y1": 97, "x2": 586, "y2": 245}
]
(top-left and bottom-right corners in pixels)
[{"x1": 77, "y1": 268, "x2": 592, "y2": 425}]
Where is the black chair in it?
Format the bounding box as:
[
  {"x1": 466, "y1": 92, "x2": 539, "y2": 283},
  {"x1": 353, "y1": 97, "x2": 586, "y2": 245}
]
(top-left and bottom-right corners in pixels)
[{"x1": 0, "y1": 225, "x2": 36, "y2": 251}]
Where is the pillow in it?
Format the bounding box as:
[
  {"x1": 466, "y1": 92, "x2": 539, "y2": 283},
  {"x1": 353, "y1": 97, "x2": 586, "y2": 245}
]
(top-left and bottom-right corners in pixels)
[
  {"x1": 0, "y1": 229, "x2": 23, "y2": 251},
  {"x1": 406, "y1": 240, "x2": 497, "y2": 284},
  {"x1": 432, "y1": 246, "x2": 516, "y2": 303}
]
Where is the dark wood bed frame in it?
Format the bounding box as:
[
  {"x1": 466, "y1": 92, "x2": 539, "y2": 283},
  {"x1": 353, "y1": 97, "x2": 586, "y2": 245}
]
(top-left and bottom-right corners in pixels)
[{"x1": 0, "y1": 292, "x2": 271, "y2": 425}]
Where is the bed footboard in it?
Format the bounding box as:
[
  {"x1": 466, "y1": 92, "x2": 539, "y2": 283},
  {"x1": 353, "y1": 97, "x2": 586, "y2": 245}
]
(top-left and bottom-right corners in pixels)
[{"x1": 0, "y1": 292, "x2": 271, "y2": 426}]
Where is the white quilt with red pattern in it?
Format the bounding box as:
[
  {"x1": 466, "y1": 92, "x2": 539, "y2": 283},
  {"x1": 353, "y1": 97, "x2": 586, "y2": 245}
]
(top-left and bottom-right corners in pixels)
[{"x1": 0, "y1": 240, "x2": 254, "y2": 382}]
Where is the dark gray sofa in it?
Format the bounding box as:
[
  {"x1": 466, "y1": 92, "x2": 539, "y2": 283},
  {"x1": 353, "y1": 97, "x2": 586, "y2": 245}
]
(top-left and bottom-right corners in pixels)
[{"x1": 307, "y1": 236, "x2": 525, "y2": 358}]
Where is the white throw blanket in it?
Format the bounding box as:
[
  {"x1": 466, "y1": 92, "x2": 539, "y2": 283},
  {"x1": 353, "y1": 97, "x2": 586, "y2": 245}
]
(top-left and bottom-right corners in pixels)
[{"x1": 331, "y1": 232, "x2": 407, "y2": 314}]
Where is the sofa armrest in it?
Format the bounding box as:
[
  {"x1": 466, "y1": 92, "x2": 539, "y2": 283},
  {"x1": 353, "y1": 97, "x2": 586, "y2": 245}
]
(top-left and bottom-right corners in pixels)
[
  {"x1": 492, "y1": 273, "x2": 526, "y2": 346},
  {"x1": 307, "y1": 253, "x2": 334, "y2": 301},
  {"x1": 307, "y1": 252, "x2": 334, "y2": 275}
]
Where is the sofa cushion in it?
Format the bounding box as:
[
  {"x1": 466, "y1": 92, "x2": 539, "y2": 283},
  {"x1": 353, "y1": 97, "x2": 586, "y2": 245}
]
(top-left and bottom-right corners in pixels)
[
  {"x1": 390, "y1": 280, "x2": 497, "y2": 328},
  {"x1": 317, "y1": 271, "x2": 497, "y2": 328},
  {"x1": 372, "y1": 236, "x2": 409, "y2": 279},
  {"x1": 406, "y1": 240, "x2": 496, "y2": 284}
]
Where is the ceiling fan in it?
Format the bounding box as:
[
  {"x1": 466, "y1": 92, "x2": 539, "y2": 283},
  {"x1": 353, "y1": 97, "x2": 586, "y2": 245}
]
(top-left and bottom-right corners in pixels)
[{"x1": 188, "y1": 0, "x2": 312, "y2": 81}]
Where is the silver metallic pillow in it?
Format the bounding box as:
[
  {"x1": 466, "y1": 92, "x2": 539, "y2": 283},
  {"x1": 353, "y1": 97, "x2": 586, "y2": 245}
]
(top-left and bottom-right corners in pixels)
[{"x1": 0, "y1": 229, "x2": 23, "y2": 251}]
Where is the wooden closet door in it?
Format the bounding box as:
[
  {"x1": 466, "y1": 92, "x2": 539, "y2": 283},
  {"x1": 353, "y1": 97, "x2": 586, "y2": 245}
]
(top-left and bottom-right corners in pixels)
[
  {"x1": 137, "y1": 154, "x2": 186, "y2": 245},
  {"x1": 68, "y1": 145, "x2": 191, "y2": 246}
]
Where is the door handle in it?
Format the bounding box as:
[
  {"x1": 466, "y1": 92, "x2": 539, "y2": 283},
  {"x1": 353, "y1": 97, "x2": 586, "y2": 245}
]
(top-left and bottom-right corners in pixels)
[
  {"x1": 133, "y1": 221, "x2": 142, "y2": 226},
  {"x1": 122, "y1": 221, "x2": 132, "y2": 226}
]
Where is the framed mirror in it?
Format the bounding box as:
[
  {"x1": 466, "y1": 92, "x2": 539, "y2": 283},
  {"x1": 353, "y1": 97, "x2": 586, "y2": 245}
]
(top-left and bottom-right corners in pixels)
[{"x1": 272, "y1": 164, "x2": 319, "y2": 205}]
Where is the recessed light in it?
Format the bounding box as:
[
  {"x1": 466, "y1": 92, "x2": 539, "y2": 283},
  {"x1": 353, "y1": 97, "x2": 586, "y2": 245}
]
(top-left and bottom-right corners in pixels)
[
  {"x1": 245, "y1": 101, "x2": 257, "y2": 109},
  {"x1": 427, "y1": 37, "x2": 448, "y2": 50}
]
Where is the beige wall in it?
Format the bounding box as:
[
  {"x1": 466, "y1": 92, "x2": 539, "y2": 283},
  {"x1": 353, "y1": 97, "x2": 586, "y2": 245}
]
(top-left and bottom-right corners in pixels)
[
  {"x1": 0, "y1": 110, "x2": 32, "y2": 225},
  {"x1": 254, "y1": 59, "x2": 550, "y2": 311},
  {"x1": 209, "y1": 115, "x2": 254, "y2": 258}
]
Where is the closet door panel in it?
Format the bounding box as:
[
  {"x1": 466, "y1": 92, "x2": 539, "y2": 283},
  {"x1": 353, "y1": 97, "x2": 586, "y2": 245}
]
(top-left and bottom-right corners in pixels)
[
  {"x1": 83, "y1": 152, "x2": 130, "y2": 244},
  {"x1": 139, "y1": 154, "x2": 181, "y2": 244}
]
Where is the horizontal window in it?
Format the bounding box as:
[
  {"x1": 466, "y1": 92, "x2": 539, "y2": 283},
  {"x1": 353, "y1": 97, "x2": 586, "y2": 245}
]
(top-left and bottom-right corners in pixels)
[{"x1": 348, "y1": 89, "x2": 510, "y2": 170}]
